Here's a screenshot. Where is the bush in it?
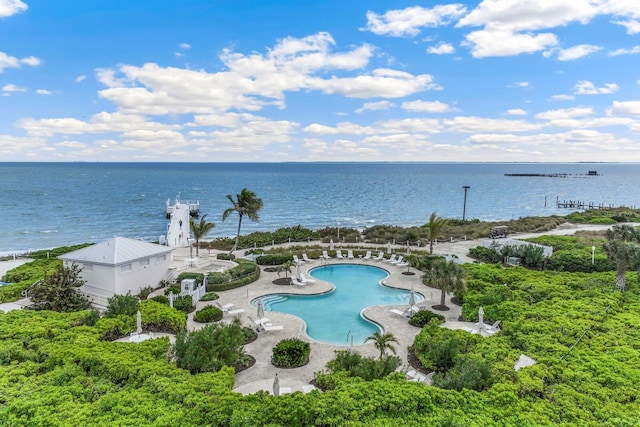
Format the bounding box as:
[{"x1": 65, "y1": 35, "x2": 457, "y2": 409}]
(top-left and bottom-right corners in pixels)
[
  {"x1": 255, "y1": 254, "x2": 293, "y2": 266},
  {"x1": 173, "y1": 322, "x2": 249, "y2": 374},
  {"x1": 206, "y1": 260, "x2": 260, "y2": 292},
  {"x1": 216, "y1": 253, "x2": 235, "y2": 261},
  {"x1": 176, "y1": 272, "x2": 204, "y2": 285},
  {"x1": 409, "y1": 310, "x2": 445, "y2": 328},
  {"x1": 105, "y1": 293, "x2": 140, "y2": 317},
  {"x1": 193, "y1": 306, "x2": 223, "y2": 323},
  {"x1": 200, "y1": 292, "x2": 219, "y2": 301},
  {"x1": 151, "y1": 295, "x2": 169, "y2": 305},
  {"x1": 78, "y1": 309, "x2": 100, "y2": 326},
  {"x1": 272, "y1": 338, "x2": 311, "y2": 368},
  {"x1": 431, "y1": 354, "x2": 492, "y2": 392},
  {"x1": 137, "y1": 285, "x2": 154, "y2": 300},
  {"x1": 318, "y1": 349, "x2": 401, "y2": 385},
  {"x1": 172, "y1": 295, "x2": 193, "y2": 314},
  {"x1": 164, "y1": 286, "x2": 180, "y2": 295}
]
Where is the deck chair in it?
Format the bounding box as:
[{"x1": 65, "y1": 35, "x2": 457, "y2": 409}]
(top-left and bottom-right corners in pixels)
[
  {"x1": 336, "y1": 250, "x2": 345, "y2": 259},
  {"x1": 362, "y1": 251, "x2": 371, "y2": 260},
  {"x1": 390, "y1": 308, "x2": 407, "y2": 317},
  {"x1": 300, "y1": 273, "x2": 316, "y2": 283},
  {"x1": 291, "y1": 276, "x2": 307, "y2": 286},
  {"x1": 293, "y1": 255, "x2": 302, "y2": 264},
  {"x1": 396, "y1": 259, "x2": 409, "y2": 267},
  {"x1": 214, "y1": 302, "x2": 235, "y2": 312},
  {"x1": 347, "y1": 250, "x2": 354, "y2": 259},
  {"x1": 373, "y1": 251, "x2": 384, "y2": 261},
  {"x1": 302, "y1": 253, "x2": 312, "y2": 263},
  {"x1": 384, "y1": 254, "x2": 397, "y2": 263},
  {"x1": 390, "y1": 255, "x2": 404, "y2": 264},
  {"x1": 263, "y1": 324, "x2": 284, "y2": 332},
  {"x1": 485, "y1": 320, "x2": 501, "y2": 335},
  {"x1": 322, "y1": 250, "x2": 331, "y2": 260}
]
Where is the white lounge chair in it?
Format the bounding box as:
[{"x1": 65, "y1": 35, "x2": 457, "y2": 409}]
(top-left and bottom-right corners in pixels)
[
  {"x1": 347, "y1": 250, "x2": 354, "y2": 259},
  {"x1": 485, "y1": 320, "x2": 501, "y2": 335},
  {"x1": 291, "y1": 276, "x2": 307, "y2": 286},
  {"x1": 336, "y1": 250, "x2": 345, "y2": 259},
  {"x1": 322, "y1": 250, "x2": 331, "y2": 260},
  {"x1": 263, "y1": 324, "x2": 284, "y2": 332},
  {"x1": 396, "y1": 260, "x2": 409, "y2": 267},
  {"x1": 301, "y1": 384, "x2": 317, "y2": 394},
  {"x1": 362, "y1": 251, "x2": 371, "y2": 260},
  {"x1": 227, "y1": 308, "x2": 245, "y2": 316},
  {"x1": 384, "y1": 254, "x2": 397, "y2": 263},
  {"x1": 292, "y1": 255, "x2": 302, "y2": 264},
  {"x1": 390, "y1": 308, "x2": 407, "y2": 317},
  {"x1": 300, "y1": 273, "x2": 316, "y2": 283},
  {"x1": 214, "y1": 302, "x2": 236, "y2": 312},
  {"x1": 373, "y1": 251, "x2": 384, "y2": 261},
  {"x1": 462, "y1": 326, "x2": 479, "y2": 334},
  {"x1": 302, "y1": 253, "x2": 312, "y2": 263},
  {"x1": 391, "y1": 255, "x2": 404, "y2": 264}
]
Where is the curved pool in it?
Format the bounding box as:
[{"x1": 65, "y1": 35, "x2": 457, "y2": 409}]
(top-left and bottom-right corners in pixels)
[{"x1": 256, "y1": 264, "x2": 423, "y2": 345}]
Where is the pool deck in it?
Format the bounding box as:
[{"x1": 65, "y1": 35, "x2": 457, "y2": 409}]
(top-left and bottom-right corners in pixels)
[{"x1": 164, "y1": 246, "x2": 465, "y2": 394}]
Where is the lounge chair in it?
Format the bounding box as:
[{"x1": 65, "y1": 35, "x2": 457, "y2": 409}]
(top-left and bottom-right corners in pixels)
[
  {"x1": 347, "y1": 250, "x2": 354, "y2": 259},
  {"x1": 485, "y1": 320, "x2": 501, "y2": 335},
  {"x1": 384, "y1": 254, "x2": 397, "y2": 263},
  {"x1": 462, "y1": 326, "x2": 479, "y2": 334},
  {"x1": 263, "y1": 324, "x2": 284, "y2": 332},
  {"x1": 373, "y1": 251, "x2": 384, "y2": 261},
  {"x1": 336, "y1": 250, "x2": 345, "y2": 259},
  {"x1": 227, "y1": 308, "x2": 245, "y2": 316},
  {"x1": 390, "y1": 255, "x2": 404, "y2": 264},
  {"x1": 300, "y1": 273, "x2": 316, "y2": 283},
  {"x1": 214, "y1": 302, "x2": 236, "y2": 312},
  {"x1": 390, "y1": 308, "x2": 407, "y2": 317},
  {"x1": 362, "y1": 251, "x2": 372, "y2": 260},
  {"x1": 301, "y1": 384, "x2": 317, "y2": 394},
  {"x1": 322, "y1": 250, "x2": 331, "y2": 260},
  {"x1": 302, "y1": 253, "x2": 312, "y2": 263},
  {"x1": 293, "y1": 255, "x2": 302, "y2": 264},
  {"x1": 396, "y1": 260, "x2": 409, "y2": 267},
  {"x1": 291, "y1": 276, "x2": 307, "y2": 286}
]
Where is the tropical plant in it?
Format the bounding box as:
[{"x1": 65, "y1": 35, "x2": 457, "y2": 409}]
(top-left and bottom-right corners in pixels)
[
  {"x1": 277, "y1": 260, "x2": 294, "y2": 281},
  {"x1": 422, "y1": 212, "x2": 448, "y2": 254},
  {"x1": 190, "y1": 214, "x2": 215, "y2": 257},
  {"x1": 193, "y1": 305, "x2": 223, "y2": 323},
  {"x1": 105, "y1": 292, "x2": 139, "y2": 317},
  {"x1": 221, "y1": 188, "x2": 264, "y2": 253},
  {"x1": 272, "y1": 338, "x2": 311, "y2": 368},
  {"x1": 604, "y1": 224, "x2": 640, "y2": 291},
  {"x1": 28, "y1": 263, "x2": 91, "y2": 312},
  {"x1": 365, "y1": 331, "x2": 399, "y2": 360},
  {"x1": 423, "y1": 259, "x2": 466, "y2": 309},
  {"x1": 408, "y1": 310, "x2": 445, "y2": 328}
]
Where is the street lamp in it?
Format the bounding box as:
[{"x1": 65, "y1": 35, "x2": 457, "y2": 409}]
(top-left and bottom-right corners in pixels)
[
  {"x1": 462, "y1": 186, "x2": 470, "y2": 221},
  {"x1": 591, "y1": 246, "x2": 595, "y2": 265}
]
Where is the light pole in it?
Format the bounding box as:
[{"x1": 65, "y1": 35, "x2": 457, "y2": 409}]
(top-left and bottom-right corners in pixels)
[
  {"x1": 337, "y1": 221, "x2": 340, "y2": 241},
  {"x1": 591, "y1": 246, "x2": 595, "y2": 265},
  {"x1": 462, "y1": 186, "x2": 470, "y2": 221}
]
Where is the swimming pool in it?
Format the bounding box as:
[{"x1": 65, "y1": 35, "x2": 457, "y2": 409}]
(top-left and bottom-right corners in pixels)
[{"x1": 257, "y1": 264, "x2": 423, "y2": 345}]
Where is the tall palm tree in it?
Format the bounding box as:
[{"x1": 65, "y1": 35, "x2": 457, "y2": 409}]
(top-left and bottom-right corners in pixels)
[
  {"x1": 423, "y1": 259, "x2": 466, "y2": 309},
  {"x1": 190, "y1": 214, "x2": 215, "y2": 257},
  {"x1": 221, "y1": 189, "x2": 263, "y2": 254},
  {"x1": 365, "y1": 331, "x2": 399, "y2": 360},
  {"x1": 604, "y1": 224, "x2": 640, "y2": 291},
  {"x1": 422, "y1": 212, "x2": 448, "y2": 254}
]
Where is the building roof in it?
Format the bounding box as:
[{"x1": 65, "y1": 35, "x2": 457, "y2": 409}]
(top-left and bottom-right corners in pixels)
[{"x1": 58, "y1": 237, "x2": 173, "y2": 266}]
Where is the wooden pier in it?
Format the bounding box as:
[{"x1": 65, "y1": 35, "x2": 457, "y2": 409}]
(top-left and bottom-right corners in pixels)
[
  {"x1": 505, "y1": 170, "x2": 600, "y2": 178},
  {"x1": 555, "y1": 200, "x2": 635, "y2": 210}
]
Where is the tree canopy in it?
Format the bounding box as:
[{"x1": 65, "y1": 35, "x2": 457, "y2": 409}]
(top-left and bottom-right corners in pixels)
[{"x1": 222, "y1": 188, "x2": 263, "y2": 253}]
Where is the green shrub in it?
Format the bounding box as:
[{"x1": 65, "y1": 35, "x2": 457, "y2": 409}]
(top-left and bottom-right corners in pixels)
[
  {"x1": 206, "y1": 261, "x2": 260, "y2": 292},
  {"x1": 431, "y1": 354, "x2": 492, "y2": 391},
  {"x1": 207, "y1": 272, "x2": 230, "y2": 285},
  {"x1": 193, "y1": 306, "x2": 223, "y2": 323},
  {"x1": 105, "y1": 293, "x2": 140, "y2": 317},
  {"x1": 409, "y1": 310, "x2": 445, "y2": 328},
  {"x1": 272, "y1": 338, "x2": 311, "y2": 368},
  {"x1": 137, "y1": 285, "x2": 154, "y2": 300},
  {"x1": 216, "y1": 253, "x2": 235, "y2": 261},
  {"x1": 200, "y1": 292, "x2": 219, "y2": 301},
  {"x1": 176, "y1": 272, "x2": 204, "y2": 285},
  {"x1": 319, "y1": 349, "x2": 401, "y2": 385},
  {"x1": 28, "y1": 243, "x2": 93, "y2": 259},
  {"x1": 78, "y1": 309, "x2": 100, "y2": 326},
  {"x1": 164, "y1": 286, "x2": 180, "y2": 295},
  {"x1": 173, "y1": 295, "x2": 193, "y2": 314},
  {"x1": 255, "y1": 254, "x2": 293, "y2": 265},
  {"x1": 151, "y1": 295, "x2": 169, "y2": 305}
]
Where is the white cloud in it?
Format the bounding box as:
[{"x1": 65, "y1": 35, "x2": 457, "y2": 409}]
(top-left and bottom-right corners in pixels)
[
  {"x1": 355, "y1": 101, "x2": 394, "y2": 113},
  {"x1": 506, "y1": 109, "x2": 527, "y2": 115},
  {"x1": 179, "y1": 43, "x2": 191, "y2": 49},
  {"x1": 535, "y1": 107, "x2": 594, "y2": 120},
  {"x1": 2, "y1": 83, "x2": 27, "y2": 94},
  {"x1": 363, "y1": 4, "x2": 467, "y2": 37},
  {"x1": 36, "y1": 89, "x2": 53, "y2": 95},
  {"x1": 427, "y1": 42, "x2": 455, "y2": 55},
  {"x1": 75, "y1": 75, "x2": 87, "y2": 83},
  {"x1": 608, "y1": 45, "x2": 640, "y2": 56},
  {"x1": 573, "y1": 80, "x2": 619, "y2": 95},
  {"x1": 556, "y1": 44, "x2": 602, "y2": 61},
  {"x1": 443, "y1": 116, "x2": 542, "y2": 133},
  {"x1": 612, "y1": 19, "x2": 640, "y2": 34},
  {"x1": 549, "y1": 94, "x2": 575, "y2": 101},
  {"x1": 462, "y1": 29, "x2": 558, "y2": 58},
  {"x1": 608, "y1": 101, "x2": 640, "y2": 116},
  {"x1": 0, "y1": 52, "x2": 41, "y2": 73},
  {"x1": 0, "y1": 0, "x2": 27, "y2": 17},
  {"x1": 401, "y1": 100, "x2": 455, "y2": 113}
]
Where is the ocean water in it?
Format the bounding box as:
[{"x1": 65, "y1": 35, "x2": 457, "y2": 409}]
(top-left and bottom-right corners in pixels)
[{"x1": 1, "y1": 162, "x2": 638, "y2": 255}]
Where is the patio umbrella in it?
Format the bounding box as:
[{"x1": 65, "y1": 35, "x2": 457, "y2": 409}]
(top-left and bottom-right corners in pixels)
[
  {"x1": 257, "y1": 298, "x2": 265, "y2": 322},
  {"x1": 296, "y1": 262, "x2": 301, "y2": 278},
  {"x1": 330, "y1": 239, "x2": 334, "y2": 251},
  {"x1": 478, "y1": 306, "x2": 485, "y2": 328},
  {"x1": 407, "y1": 287, "x2": 417, "y2": 317},
  {"x1": 273, "y1": 374, "x2": 280, "y2": 396},
  {"x1": 387, "y1": 241, "x2": 391, "y2": 254},
  {"x1": 136, "y1": 310, "x2": 142, "y2": 335}
]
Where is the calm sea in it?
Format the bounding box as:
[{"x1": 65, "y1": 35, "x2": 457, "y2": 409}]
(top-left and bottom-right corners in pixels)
[{"x1": 1, "y1": 162, "x2": 638, "y2": 255}]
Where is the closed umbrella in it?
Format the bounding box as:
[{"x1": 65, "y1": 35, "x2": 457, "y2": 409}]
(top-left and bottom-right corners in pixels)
[
  {"x1": 330, "y1": 239, "x2": 334, "y2": 251},
  {"x1": 296, "y1": 262, "x2": 301, "y2": 278},
  {"x1": 387, "y1": 241, "x2": 391, "y2": 254},
  {"x1": 136, "y1": 310, "x2": 142, "y2": 335},
  {"x1": 408, "y1": 287, "x2": 417, "y2": 317},
  {"x1": 257, "y1": 298, "x2": 265, "y2": 322},
  {"x1": 478, "y1": 306, "x2": 485, "y2": 329},
  {"x1": 273, "y1": 374, "x2": 280, "y2": 396}
]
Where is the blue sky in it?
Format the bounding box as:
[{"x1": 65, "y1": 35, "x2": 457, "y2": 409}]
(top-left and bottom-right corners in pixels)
[{"x1": 2, "y1": 0, "x2": 640, "y2": 162}]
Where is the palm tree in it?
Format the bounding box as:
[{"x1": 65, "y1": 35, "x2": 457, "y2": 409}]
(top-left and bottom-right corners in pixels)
[
  {"x1": 422, "y1": 212, "x2": 448, "y2": 254},
  {"x1": 365, "y1": 331, "x2": 399, "y2": 360},
  {"x1": 221, "y1": 189, "x2": 263, "y2": 254},
  {"x1": 277, "y1": 260, "x2": 294, "y2": 282},
  {"x1": 190, "y1": 214, "x2": 215, "y2": 257},
  {"x1": 423, "y1": 259, "x2": 466, "y2": 309},
  {"x1": 604, "y1": 224, "x2": 640, "y2": 291}
]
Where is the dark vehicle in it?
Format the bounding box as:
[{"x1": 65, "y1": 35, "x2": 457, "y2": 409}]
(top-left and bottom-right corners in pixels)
[{"x1": 489, "y1": 226, "x2": 508, "y2": 239}]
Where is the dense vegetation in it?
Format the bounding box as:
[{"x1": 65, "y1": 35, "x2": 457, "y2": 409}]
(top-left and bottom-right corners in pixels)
[{"x1": 271, "y1": 338, "x2": 311, "y2": 368}]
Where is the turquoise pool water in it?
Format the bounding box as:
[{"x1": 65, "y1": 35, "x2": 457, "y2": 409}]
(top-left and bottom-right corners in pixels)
[{"x1": 257, "y1": 264, "x2": 423, "y2": 345}]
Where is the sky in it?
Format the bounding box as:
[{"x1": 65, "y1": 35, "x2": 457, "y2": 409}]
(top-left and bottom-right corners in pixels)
[{"x1": 1, "y1": 0, "x2": 640, "y2": 162}]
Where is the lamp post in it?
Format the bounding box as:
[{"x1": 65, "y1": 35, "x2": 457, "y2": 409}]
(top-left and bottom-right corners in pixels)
[
  {"x1": 591, "y1": 246, "x2": 595, "y2": 265},
  {"x1": 462, "y1": 186, "x2": 470, "y2": 221},
  {"x1": 337, "y1": 221, "x2": 340, "y2": 240}
]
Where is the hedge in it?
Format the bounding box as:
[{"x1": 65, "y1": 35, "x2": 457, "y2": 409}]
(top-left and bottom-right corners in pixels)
[
  {"x1": 272, "y1": 338, "x2": 311, "y2": 368},
  {"x1": 193, "y1": 306, "x2": 223, "y2": 323}
]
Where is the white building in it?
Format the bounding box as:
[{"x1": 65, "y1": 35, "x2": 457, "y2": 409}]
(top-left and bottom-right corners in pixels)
[{"x1": 59, "y1": 237, "x2": 174, "y2": 306}]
